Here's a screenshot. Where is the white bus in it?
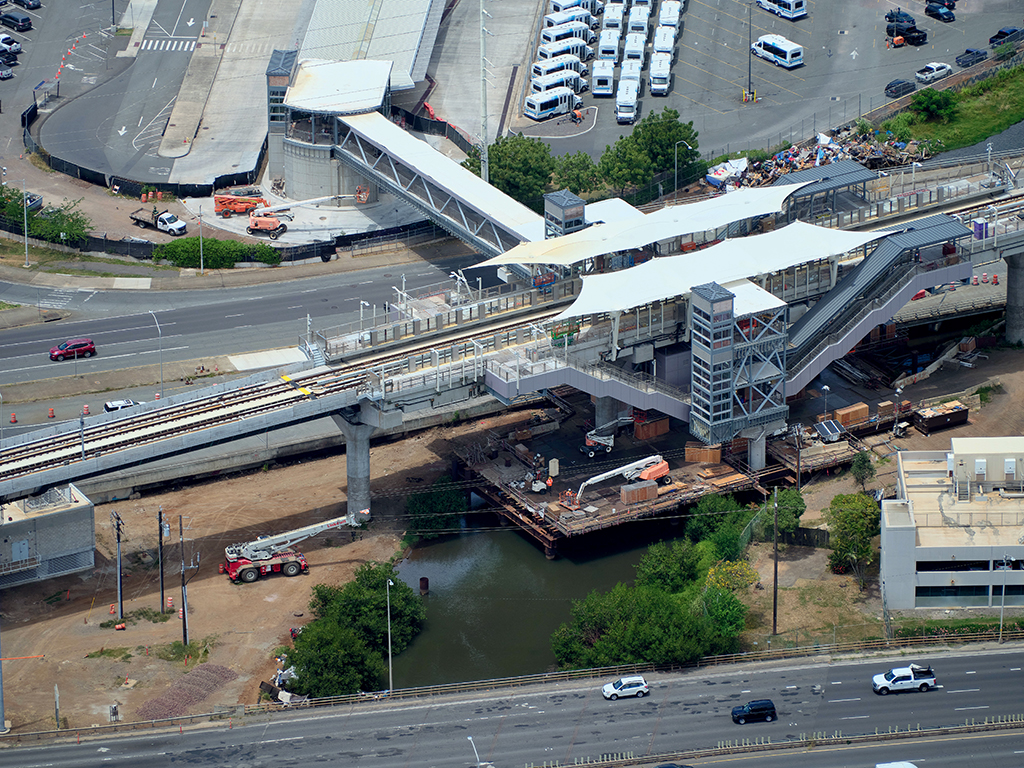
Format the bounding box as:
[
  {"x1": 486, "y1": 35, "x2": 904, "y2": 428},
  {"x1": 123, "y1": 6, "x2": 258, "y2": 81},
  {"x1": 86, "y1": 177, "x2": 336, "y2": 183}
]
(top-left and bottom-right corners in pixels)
[
  {"x1": 755, "y1": 0, "x2": 806, "y2": 21},
  {"x1": 531, "y1": 69, "x2": 589, "y2": 94},
  {"x1": 750, "y1": 34, "x2": 803, "y2": 68},
  {"x1": 524, "y1": 86, "x2": 583, "y2": 120},
  {"x1": 541, "y1": 21, "x2": 596, "y2": 45},
  {"x1": 532, "y1": 53, "x2": 588, "y2": 79},
  {"x1": 591, "y1": 58, "x2": 616, "y2": 95}
]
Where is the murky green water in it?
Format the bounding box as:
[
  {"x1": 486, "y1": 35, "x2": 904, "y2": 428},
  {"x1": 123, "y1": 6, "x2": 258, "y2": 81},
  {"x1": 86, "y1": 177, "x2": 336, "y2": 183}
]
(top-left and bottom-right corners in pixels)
[{"x1": 392, "y1": 515, "x2": 684, "y2": 688}]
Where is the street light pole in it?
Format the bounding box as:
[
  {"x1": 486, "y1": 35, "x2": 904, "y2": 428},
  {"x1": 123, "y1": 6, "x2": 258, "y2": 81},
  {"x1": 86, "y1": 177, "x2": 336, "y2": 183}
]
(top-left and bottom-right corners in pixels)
[
  {"x1": 21, "y1": 179, "x2": 28, "y2": 268},
  {"x1": 149, "y1": 311, "x2": 163, "y2": 399},
  {"x1": 822, "y1": 384, "x2": 830, "y2": 421},
  {"x1": 674, "y1": 139, "x2": 692, "y2": 204},
  {"x1": 999, "y1": 554, "x2": 1014, "y2": 643},
  {"x1": 468, "y1": 736, "x2": 481, "y2": 768},
  {"x1": 747, "y1": 2, "x2": 753, "y2": 100},
  {"x1": 198, "y1": 205, "x2": 204, "y2": 276},
  {"x1": 385, "y1": 578, "x2": 394, "y2": 692}
]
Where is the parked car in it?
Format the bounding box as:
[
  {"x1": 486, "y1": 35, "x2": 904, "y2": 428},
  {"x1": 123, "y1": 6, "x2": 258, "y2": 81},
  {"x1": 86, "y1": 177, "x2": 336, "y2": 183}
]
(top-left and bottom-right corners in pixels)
[
  {"x1": 49, "y1": 338, "x2": 96, "y2": 361},
  {"x1": 989, "y1": 27, "x2": 1022, "y2": 47},
  {"x1": 884, "y1": 8, "x2": 914, "y2": 24},
  {"x1": 955, "y1": 48, "x2": 988, "y2": 67},
  {"x1": 0, "y1": 50, "x2": 15, "y2": 66},
  {"x1": 0, "y1": 59, "x2": 10, "y2": 79},
  {"x1": 915, "y1": 62, "x2": 951, "y2": 83},
  {"x1": 0, "y1": 32, "x2": 21, "y2": 54},
  {"x1": 872, "y1": 663, "x2": 937, "y2": 695},
  {"x1": 12, "y1": 0, "x2": 41, "y2": 8},
  {"x1": 601, "y1": 675, "x2": 649, "y2": 700},
  {"x1": 924, "y1": 3, "x2": 953, "y2": 22},
  {"x1": 732, "y1": 699, "x2": 777, "y2": 724},
  {"x1": 885, "y1": 78, "x2": 916, "y2": 98},
  {"x1": 886, "y1": 21, "x2": 927, "y2": 45},
  {"x1": 104, "y1": 399, "x2": 141, "y2": 413}
]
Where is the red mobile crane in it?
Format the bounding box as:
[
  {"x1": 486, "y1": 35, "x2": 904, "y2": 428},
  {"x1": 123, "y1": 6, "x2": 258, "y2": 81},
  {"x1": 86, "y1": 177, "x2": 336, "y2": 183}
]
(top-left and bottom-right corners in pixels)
[{"x1": 223, "y1": 513, "x2": 362, "y2": 584}]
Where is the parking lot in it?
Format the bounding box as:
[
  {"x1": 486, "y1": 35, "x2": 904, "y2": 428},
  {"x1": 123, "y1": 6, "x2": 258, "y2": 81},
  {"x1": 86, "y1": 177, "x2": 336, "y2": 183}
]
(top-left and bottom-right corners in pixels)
[{"x1": 522, "y1": 0, "x2": 1023, "y2": 162}]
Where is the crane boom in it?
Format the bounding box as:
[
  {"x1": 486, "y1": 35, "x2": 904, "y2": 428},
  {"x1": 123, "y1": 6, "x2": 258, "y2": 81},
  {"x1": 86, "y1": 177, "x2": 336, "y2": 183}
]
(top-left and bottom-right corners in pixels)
[
  {"x1": 253, "y1": 194, "x2": 354, "y2": 216},
  {"x1": 566, "y1": 455, "x2": 663, "y2": 508},
  {"x1": 225, "y1": 514, "x2": 357, "y2": 562}
]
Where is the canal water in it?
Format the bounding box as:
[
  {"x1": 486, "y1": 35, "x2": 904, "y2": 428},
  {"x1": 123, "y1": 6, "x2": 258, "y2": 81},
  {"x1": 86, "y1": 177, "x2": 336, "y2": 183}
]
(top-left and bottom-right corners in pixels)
[{"x1": 393, "y1": 512, "x2": 686, "y2": 688}]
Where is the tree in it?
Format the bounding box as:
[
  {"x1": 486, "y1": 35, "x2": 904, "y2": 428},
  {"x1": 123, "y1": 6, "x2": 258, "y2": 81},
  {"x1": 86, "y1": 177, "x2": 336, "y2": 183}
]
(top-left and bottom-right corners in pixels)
[
  {"x1": 554, "y1": 151, "x2": 601, "y2": 195},
  {"x1": 910, "y1": 88, "x2": 958, "y2": 123},
  {"x1": 632, "y1": 108, "x2": 701, "y2": 174},
  {"x1": 598, "y1": 135, "x2": 653, "y2": 195},
  {"x1": 850, "y1": 451, "x2": 876, "y2": 491},
  {"x1": 684, "y1": 493, "x2": 743, "y2": 542},
  {"x1": 406, "y1": 475, "x2": 468, "y2": 539},
  {"x1": 697, "y1": 584, "x2": 748, "y2": 643},
  {"x1": 825, "y1": 493, "x2": 880, "y2": 586},
  {"x1": 462, "y1": 135, "x2": 554, "y2": 210},
  {"x1": 635, "y1": 539, "x2": 700, "y2": 593},
  {"x1": 26, "y1": 198, "x2": 92, "y2": 246},
  {"x1": 705, "y1": 559, "x2": 759, "y2": 591},
  {"x1": 287, "y1": 621, "x2": 386, "y2": 697}
]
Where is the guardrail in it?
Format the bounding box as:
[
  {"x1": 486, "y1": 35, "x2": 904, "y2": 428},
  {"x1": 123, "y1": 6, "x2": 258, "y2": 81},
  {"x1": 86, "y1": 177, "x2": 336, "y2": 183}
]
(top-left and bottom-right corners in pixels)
[{"x1": 5, "y1": 629, "x2": 1024, "y2": 744}]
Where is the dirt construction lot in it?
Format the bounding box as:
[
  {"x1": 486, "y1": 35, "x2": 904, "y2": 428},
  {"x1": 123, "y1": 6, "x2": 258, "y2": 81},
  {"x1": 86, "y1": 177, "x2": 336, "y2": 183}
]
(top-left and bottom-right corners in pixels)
[{"x1": 2, "y1": 349, "x2": 1023, "y2": 733}]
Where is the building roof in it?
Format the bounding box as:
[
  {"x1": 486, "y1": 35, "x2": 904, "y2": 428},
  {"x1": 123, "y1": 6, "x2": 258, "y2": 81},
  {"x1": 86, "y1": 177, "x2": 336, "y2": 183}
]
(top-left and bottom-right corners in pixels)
[
  {"x1": 285, "y1": 60, "x2": 393, "y2": 114},
  {"x1": 725, "y1": 278, "x2": 788, "y2": 317},
  {"x1": 266, "y1": 49, "x2": 298, "y2": 78},
  {"x1": 477, "y1": 183, "x2": 812, "y2": 268},
  {"x1": 952, "y1": 436, "x2": 1024, "y2": 454},
  {"x1": 297, "y1": 0, "x2": 442, "y2": 91},
  {"x1": 771, "y1": 159, "x2": 877, "y2": 198},
  {"x1": 555, "y1": 220, "x2": 889, "y2": 319}
]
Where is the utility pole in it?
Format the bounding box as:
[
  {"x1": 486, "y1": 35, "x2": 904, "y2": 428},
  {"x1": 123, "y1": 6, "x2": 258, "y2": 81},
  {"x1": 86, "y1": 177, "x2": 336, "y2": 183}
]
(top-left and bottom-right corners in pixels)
[
  {"x1": 747, "y1": 2, "x2": 752, "y2": 101},
  {"x1": 179, "y1": 515, "x2": 187, "y2": 646},
  {"x1": 54, "y1": 684, "x2": 59, "y2": 730},
  {"x1": 480, "y1": 0, "x2": 492, "y2": 183},
  {"x1": 158, "y1": 506, "x2": 167, "y2": 613},
  {"x1": 772, "y1": 487, "x2": 778, "y2": 637},
  {"x1": 111, "y1": 512, "x2": 125, "y2": 620}
]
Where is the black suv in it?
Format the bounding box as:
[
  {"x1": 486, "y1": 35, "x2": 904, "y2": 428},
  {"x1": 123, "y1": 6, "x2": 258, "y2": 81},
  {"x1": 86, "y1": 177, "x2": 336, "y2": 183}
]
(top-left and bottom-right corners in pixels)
[
  {"x1": 732, "y1": 699, "x2": 777, "y2": 724},
  {"x1": 885, "y1": 79, "x2": 916, "y2": 98},
  {"x1": 885, "y1": 8, "x2": 914, "y2": 24}
]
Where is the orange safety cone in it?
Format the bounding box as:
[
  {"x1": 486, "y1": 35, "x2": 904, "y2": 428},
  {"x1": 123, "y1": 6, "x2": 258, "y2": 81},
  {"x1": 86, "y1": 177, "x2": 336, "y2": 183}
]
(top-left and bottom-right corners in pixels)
[
  {"x1": 115, "y1": 623, "x2": 126, "y2": 631},
  {"x1": 48, "y1": 408, "x2": 55, "y2": 418},
  {"x1": 109, "y1": 604, "x2": 116, "y2": 614}
]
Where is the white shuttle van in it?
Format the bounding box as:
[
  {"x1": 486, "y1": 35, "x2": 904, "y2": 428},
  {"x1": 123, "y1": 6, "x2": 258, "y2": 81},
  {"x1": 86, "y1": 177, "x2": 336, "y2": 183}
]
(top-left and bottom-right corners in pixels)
[
  {"x1": 620, "y1": 58, "x2": 642, "y2": 93},
  {"x1": 659, "y1": 0, "x2": 681, "y2": 27},
  {"x1": 550, "y1": 0, "x2": 605, "y2": 14},
  {"x1": 598, "y1": 29, "x2": 621, "y2": 59},
  {"x1": 627, "y1": 5, "x2": 650, "y2": 36},
  {"x1": 542, "y1": 20, "x2": 597, "y2": 45},
  {"x1": 591, "y1": 58, "x2": 616, "y2": 95},
  {"x1": 532, "y1": 53, "x2": 589, "y2": 79},
  {"x1": 649, "y1": 51, "x2": 671, "y2": 94},
  {"x1": 750, "y1": 33, "x2": 803, "y2": 68},
  {"x1": 602, "y1": 4, "x2": 624, "y2": 31},
  {"x1": 623, "y1": 32, "x2": 646, "y2": 66},
  {"x1": 538, "y1": 38, "x2": 595, "y2": 61},
  {"x1": 524, "y1": 86, "x2": 583, "y2": 120},
  {"x1": 531, "y1": 69, "x2": 589, "y2": 94},
  {"x1": 653, "y1": 25, "x2": 675, "y2": 55},
  {"x1": 544, "y1": 7, "x2": 597, "y2": 29},
  {"x1": 756, "y1": 0, "x2": 806, "y2": 20},
  {"x1": 615, "y1": 79, "x2": 639, "y2": 123}
]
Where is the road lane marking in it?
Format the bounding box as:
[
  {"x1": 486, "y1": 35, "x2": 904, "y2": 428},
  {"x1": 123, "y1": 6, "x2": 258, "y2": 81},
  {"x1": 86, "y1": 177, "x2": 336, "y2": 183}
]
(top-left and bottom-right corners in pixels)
[
  {"x1": 840, "y1": 715, "x2": 869, "y2": 720},
  {"x1": 946, "y1": 688, "x2": 980, "y2": 693},
  {"x1": 828, "y1": 698, "x2": 861, "y2": 703},
  {"x1": 225, "y1": 313, "x2": 244, "y2": 318},
  {"x1": 257, "y1": 736, "x2": 303, "y2": 744},
  {"x1": 955, "y1": 705, "x2": 989, "y2": 711}
]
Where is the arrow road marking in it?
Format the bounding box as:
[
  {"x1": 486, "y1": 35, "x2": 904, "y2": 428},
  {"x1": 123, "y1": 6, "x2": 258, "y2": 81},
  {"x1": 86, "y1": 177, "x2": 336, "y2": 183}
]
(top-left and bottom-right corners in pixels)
[
  {"x1": 187, "y1": 18, "x2": 194, "y2": 26},
  {"x1": 118, "y1": 126, "x2": 126, "y2": 136},
  {"x1": 851, "y1": 49, "x2": 858, "y2": 59}
]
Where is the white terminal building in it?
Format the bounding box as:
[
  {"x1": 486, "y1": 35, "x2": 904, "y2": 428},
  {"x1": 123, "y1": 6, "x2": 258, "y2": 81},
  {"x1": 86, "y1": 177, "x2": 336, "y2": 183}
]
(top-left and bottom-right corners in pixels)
[{"x1": 882, "y1": 437, "x2": 1024, "y2": 610}]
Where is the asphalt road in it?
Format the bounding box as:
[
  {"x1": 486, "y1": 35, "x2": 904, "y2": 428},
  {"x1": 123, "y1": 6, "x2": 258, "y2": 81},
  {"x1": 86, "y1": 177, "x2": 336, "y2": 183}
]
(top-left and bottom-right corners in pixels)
[
  {"x1": 546, "y1": 0, "x2": 1024, "y2": 161},
  {"x1": 0, "y1": 256, "x2": 494, "y2": 388},
  {"x1": 0, "y1": 648, "x2": 1022, "y2": 767}
]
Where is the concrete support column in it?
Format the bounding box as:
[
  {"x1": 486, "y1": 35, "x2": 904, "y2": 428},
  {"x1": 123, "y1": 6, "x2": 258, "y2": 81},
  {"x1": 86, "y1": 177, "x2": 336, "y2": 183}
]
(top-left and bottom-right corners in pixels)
[
  {"x1": 407, "y1": 355, "x2": 419, "y2": 373},
  {"x1": 413, "y1": 319, "x2": 422, "y2": 335},
  {"x1": 748, "y1": 432, "x2": 766, "y2": 471},
  {"x1": 595, "y1": 396, "x2": 619, "y2": 429},
  {"x1": 1006, "y1": 252, "x2": 1024, "y2": 344},
  {"x1": 493, "y1": 333, "x2": 504, "y2": 351},
  {"x1": 369, "y1": 329, "x2": 380, "y2": 346},
  {"x1": 435, "y1": 313, "x2": 445, "y2": 330},
  {"x1": 330, "y1": 413, "x2": 376, "y2": 521}
]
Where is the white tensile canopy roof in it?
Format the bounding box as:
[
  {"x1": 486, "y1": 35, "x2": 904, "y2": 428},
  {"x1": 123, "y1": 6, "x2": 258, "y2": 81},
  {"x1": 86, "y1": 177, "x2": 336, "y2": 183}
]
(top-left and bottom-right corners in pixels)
[
  {"x1": 478, "y1": 182, "x2": 811, "y2": 267},
  {"x1": 554, "y1": 221, "x2": 890, "y2": 319}
]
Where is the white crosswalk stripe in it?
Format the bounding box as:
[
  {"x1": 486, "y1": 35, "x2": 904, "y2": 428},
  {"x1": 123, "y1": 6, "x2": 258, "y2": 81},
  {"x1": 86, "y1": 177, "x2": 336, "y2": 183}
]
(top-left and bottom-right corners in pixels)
[
  {"x1": 37, "y1": 289, "x2": 77, "y2": 309},
  {"x1": 140, "y1": 38, "x2": 197, "y2": 52}
]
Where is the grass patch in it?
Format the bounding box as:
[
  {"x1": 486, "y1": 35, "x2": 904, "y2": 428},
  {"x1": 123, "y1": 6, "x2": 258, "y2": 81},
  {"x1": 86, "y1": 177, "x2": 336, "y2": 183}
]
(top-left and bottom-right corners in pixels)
[
  {"x1": 115, "y1": 27, "x2": 133, "y2": 35},
  {"x1": 99, "y1": 607, "x2": 173, "y2": 629},
  {"x1": 0, "y1": 301, "x2": 19, "y2": 311},
  {"x1": 0, "y1": 243, "x2": 176, "y2": 275},
  {"x1": 894, "y1": 615, "x2": 1024, "y2": 639},
  {"x1": 894, "y1": 65, "x2": 1024, "y2": 153},
  {"x1": 975, "y1": 384, "x2": 1003, "y2": 404},
  {"x1": 86, "y1": 647, "x2": 133, "y2": 662},
  {"x1": 152, "y1": 636, "x2": 217, "y2": 666}
]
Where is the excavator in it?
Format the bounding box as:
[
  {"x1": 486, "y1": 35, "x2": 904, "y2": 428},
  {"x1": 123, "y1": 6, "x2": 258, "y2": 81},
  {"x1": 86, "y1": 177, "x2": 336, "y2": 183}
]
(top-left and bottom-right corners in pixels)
[
  {"x1": 222, "y1": 511, "x2": 366, "y2": 584},
  {"x1": 559, "y1": 455, "x2": 670, "y2": 510}
]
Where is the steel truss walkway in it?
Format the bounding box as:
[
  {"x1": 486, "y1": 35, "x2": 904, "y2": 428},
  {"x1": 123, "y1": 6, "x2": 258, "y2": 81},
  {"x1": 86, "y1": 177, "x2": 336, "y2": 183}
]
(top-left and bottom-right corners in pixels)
[{"x1": 335, "y1": 112, "x2": 542, "y2": 258}]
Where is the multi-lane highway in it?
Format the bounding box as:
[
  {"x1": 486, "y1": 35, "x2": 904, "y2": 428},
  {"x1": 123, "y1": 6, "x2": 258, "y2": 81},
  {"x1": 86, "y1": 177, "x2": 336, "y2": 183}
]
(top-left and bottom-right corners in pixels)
[{"x1": 2, "y1": 648, "x2": 1022, "y2": 768}]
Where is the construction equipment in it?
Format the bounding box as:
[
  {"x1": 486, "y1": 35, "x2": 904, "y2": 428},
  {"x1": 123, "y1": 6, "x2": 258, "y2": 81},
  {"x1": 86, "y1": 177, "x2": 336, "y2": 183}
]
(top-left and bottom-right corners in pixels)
[
  {"x1": 559, "y1": 455, "x2": 664, "y2": 509},
  {"x1": 215, "y1": 194, "x2": 269, "y2": 217},
  {"x1": 223, "y1": 513, "x2": 362, "y2": 584},
  {"x1": 580, "y1": 415, "x2": 635, "y2": 457},
  {"x1": 245, "y1": 193, "x2": 365, "y2": 240}
]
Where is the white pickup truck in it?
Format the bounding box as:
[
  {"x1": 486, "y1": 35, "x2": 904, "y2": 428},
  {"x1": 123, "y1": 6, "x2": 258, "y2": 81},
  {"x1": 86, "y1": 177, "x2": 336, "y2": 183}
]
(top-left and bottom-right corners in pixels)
[
  {"x1": 872, "y1": 663, "x2": 937, "y2": 695},
  {"x1": 130, "y1": 208, "x2": 188, "y2": 235},
  {"x1": 915, "y1": 62, "x2": 951, "y2": 84}
]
